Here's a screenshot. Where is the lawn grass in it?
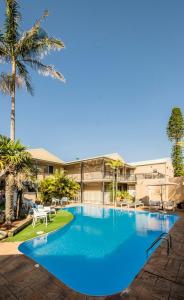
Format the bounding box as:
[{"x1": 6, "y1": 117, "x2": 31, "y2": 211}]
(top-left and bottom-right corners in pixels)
[{"x1": 5, "y1": 210, "x2": 73, "y2": 242}]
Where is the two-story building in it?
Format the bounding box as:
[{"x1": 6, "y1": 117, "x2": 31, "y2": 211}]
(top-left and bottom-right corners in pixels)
[
  {"x1": 65, "y1": 153, "x2": 136, "y2": 205},
  {"x1": 25, "y1": 149, "x2": 180, "y2": 205}
]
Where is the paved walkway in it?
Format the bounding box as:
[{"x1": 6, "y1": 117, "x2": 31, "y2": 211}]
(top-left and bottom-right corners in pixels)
[{"x1": 0, "y1": 211, "x2": 184, "y2": 300}]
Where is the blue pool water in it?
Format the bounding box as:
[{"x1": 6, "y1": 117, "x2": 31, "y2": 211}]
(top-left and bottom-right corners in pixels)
[{"x1": 19, "y1": 206, "x2": 179, "y2": 296}]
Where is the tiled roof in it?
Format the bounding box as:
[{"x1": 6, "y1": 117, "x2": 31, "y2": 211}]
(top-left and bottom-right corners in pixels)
[
  {"x1": 27, "y1": 148, "x2": 64, "y2": 164},
  {"x1": 65, "y1": 153, "x2": 127, "y2": 164}
]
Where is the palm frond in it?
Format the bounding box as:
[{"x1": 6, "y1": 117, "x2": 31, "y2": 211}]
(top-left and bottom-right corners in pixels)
[
  {"x1": 4, "y1": 0, "x2": 21, "y2": 44},
  {"x1": 15, "y1": 10, "x2": 49, "y2": 56},
  {"x1": 0, "y1": 72, "x2": 26, "y2": 95},
  {"x1": 0, "y1": 135, "x2": 32, "y2": 174},
  {"x1": 16, "y1": 61, "x2": 34, "y2": 95},
  {"x1": 22, "y1": 10, "x2": 49, "y2": 41},
  {"x1": 0, "y1": 45, "x2": 10, "y2": 62},
  {"x1": 23, "y1": 59, "x2": 65, "y2": 82},
  {"x1": 16, "y1": 34, "x2": 65, "y2": 60}
]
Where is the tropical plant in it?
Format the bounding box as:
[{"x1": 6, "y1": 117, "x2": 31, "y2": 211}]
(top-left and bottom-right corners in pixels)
[
  {"x1": 116, "y1": 190, "x2": 133, "y2": 202},
  {"x1": 116, "y1": 190, "x2": 123, "y2": 201},
  {"x1": 167, "y1": 107, "x2": 184, "y2": 176},
  {"x1": 106, "y1": 159, "x2": 124, "y2": 205},
  {"x1": 39, "y1": 172, "x2": 80, "y2": 203},
  {"x1": 0, "y1": 0, "x2": 65, "y2": 141},
  {"x1": 0, "y1": 135, "x2": 32, "y2": 222},
  {"x1": 121, "y1": 190, "x2": 133, "y2": 202}
]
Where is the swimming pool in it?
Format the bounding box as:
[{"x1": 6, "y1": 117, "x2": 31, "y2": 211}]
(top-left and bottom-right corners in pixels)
[{"x1": 19, "y1": 206, "x2": 179, "y2": 296}]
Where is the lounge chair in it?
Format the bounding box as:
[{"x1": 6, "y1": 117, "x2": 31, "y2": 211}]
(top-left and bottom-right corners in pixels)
[
  {"x1": 32, "y1": 208, "x2": 48, "y2": 227},
  {"x1": 163, "y1": 200, "x2": 176, "y2": 211},
  {"x1": 116, "y1": 200, "x2": 129, "y2": 209},
  {"x1": 128, "y1": 200, "x2": 144, "y2": 209},
  {"x1": 149, "y1": 200, "x2": 162, "y2": 210}
]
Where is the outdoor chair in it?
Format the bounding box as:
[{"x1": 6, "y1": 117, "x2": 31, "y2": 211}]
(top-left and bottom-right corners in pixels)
[
  {"x1": 116, "y1": 200, "x2": 129, "y2": 209},
  {"x1": 51, "y1": 198, "x2": 60, "y2": 206},
  {"x1": 37, "y1": 204, "x2": 56, "y2": 214},
  {"x1": 163, "y1": 200, "x2": 176, "y2": 211},
  {"x1": 127, "y1": 200, "x2": 144, "y2": 209},
  {"x1": 32, "y1": 208, "x2": 48, "y2": 227},
  {"x1": 60, "y1": 197, "x2": 68, "y2": 205},
  {"x1": 149, "y1": 200, "x2": 162, "y2": 210}
]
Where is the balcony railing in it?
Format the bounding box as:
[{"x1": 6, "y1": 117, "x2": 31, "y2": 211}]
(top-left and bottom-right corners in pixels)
[
  {"x1": 67, "y1": 172, "x2": 136, "y2": 182},
  {"x1": 136, "y1": 173, "x2": 165, "y2": 180}
]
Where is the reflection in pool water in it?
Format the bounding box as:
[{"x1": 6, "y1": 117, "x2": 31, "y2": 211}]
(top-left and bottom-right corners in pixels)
[{"x1": 19, "y1": 206, "x2": 179, "y2": 296}]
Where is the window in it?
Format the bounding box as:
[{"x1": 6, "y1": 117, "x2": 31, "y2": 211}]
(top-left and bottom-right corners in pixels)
[
  {"x1": 48, "y1": 165, "x2": 54, "y2": 174},
  {"x1": 44, "y1": 165, "x2": 54, "y2": 174}
]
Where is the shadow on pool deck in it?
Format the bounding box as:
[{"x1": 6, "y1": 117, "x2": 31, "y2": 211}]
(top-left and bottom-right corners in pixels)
[{"x1": 0, "y1": 211, "x2": 184, "y2": 300}]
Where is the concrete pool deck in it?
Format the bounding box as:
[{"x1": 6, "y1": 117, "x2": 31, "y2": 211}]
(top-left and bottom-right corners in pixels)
[{"x1": 0, "y1": 209, "x2": 184, "y2": 300}]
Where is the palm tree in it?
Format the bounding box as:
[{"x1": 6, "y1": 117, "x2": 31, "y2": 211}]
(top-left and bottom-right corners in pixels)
[
  {"x1": 106, "y1": 159, "x2": 124, "y2": 205},
  {"x1": 0, "y1": 0, "x2": 65, "y2": 141},
  {"x1": 0, "y1": 72, "x2": 25, "y2": 135},
  {"x1": 0, "y1": 135, "x2": 32, "y2": 222}
]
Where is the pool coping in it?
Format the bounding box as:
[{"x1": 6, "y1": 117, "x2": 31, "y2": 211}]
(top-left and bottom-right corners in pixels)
[{"x1": 0, "y1": 208, "x2": 184, "y2": 300}]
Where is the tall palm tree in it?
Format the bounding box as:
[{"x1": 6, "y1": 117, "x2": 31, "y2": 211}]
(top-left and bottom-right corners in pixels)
[
  {"x1": 106, "y1": 159, "x2": 124, "y2": 206},
  {"x1": 0, "y1": 135, "x2": 32, "y2": 222},
  {"x1": 0, "y1": 0, "x2": 65, "y2": 141},
  {"x1": 0, "y1": 72, "x2": 25, "y2": 135}
]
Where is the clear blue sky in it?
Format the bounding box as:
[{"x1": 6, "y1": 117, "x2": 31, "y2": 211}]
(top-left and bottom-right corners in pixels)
[{"x1": 0, "y1": 0, "x2": 184, "y2": 162}]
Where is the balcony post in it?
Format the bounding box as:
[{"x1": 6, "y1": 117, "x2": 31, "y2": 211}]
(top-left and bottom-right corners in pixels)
[
  {"x1": 80, "y1": 162, "x2": 84, "y2": 203},
  {"x1": 102, "y1": 181, "x2": 105, "y2": 205},
  {"x1": 102, "y1": 159, "x2": 105, "y2": 204}
]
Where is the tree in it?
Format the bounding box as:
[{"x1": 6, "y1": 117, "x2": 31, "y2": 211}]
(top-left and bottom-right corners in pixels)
[
  {"x1": 171, "y1": 144, "x2": 184, "y2": 177},
  {"x1": 39, "y1": 172, "x2": 80, "y2": 203},
  {"x1": 0, "y1": 135, "x2": 32, "y2": 222},
  {"x1": 0, "y1": 0, "x2": 65, "y2": 141},
  {"x1": 167, "y1": 107, "x2": 184, "y2": 177},
  {"x1": 0, "y1": 72, "x2": 25, "y2": 137},
  {"x1": 106, "y1": 159, "x2": 124, "y2": 205}
]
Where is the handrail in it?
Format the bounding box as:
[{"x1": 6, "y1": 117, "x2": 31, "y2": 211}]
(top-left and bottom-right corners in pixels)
[{"x1": 146, "y1": 232, "x2": 172, "y2": 256}]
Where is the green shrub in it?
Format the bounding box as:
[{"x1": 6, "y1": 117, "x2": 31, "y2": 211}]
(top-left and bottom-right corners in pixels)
[
  {"x1": 120, "y1": 191, "x2": 133, "y2": 202},
  {"x1": 39, "y1": 172, "x2": 80, "y2": 203}
]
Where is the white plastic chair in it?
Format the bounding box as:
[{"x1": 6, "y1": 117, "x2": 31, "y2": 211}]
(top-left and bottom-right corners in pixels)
[
  {"x1": 32, "y1": 208, "x2": 47, "y2": 227},
  {"x1": 60, "y1": 197, "x2": 68, "y2": 205},
  {"x1": 37, "y1": 204, "x2": 56, "y2": 215},
  {"x1": 51, "y1": 198, "x2": 60, "y2": 206}
]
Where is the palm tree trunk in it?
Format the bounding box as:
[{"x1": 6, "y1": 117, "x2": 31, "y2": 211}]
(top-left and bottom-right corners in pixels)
[
  {"x1": 16, "y1": 190, "x2": 22, "y2": 219},
  {"x1": 5, "y1": 173, "x2": 15, "y2": 222},
  {"x1": 115, "y1": 169, "x2": 118, "y2": 206},
  {"x1": 10, "y1": 60, "x2": 16, "y2": 141},
  {"x1": 112, "y1": 172, "x2": 115, "y2": 205}
]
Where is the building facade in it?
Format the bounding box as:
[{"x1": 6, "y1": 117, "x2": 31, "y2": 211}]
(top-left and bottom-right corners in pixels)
[
  {"x1": 130, "y1": 158, "x2": 173, "y2": 179},
  {"x1": 130, "y1": 158, "x2": 175, "y2": 203},
  {"x1": 25, "y1": 149, "x2": 183, "y2": 204},
  {"x1": 65, "y1": 153, "x2": 136, "y2": 205},
  {"x1": 27, "y1": 148, "x2": 64, "y2": 181}
]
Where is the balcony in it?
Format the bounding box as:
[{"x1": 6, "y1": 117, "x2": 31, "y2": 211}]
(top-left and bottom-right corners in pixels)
[
  {"x1": 136, "y1": 173, "x2": 165, "y2": 180},
  {"x1": 67, "y1": 172, "x2": 136, "y2": 182}
]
